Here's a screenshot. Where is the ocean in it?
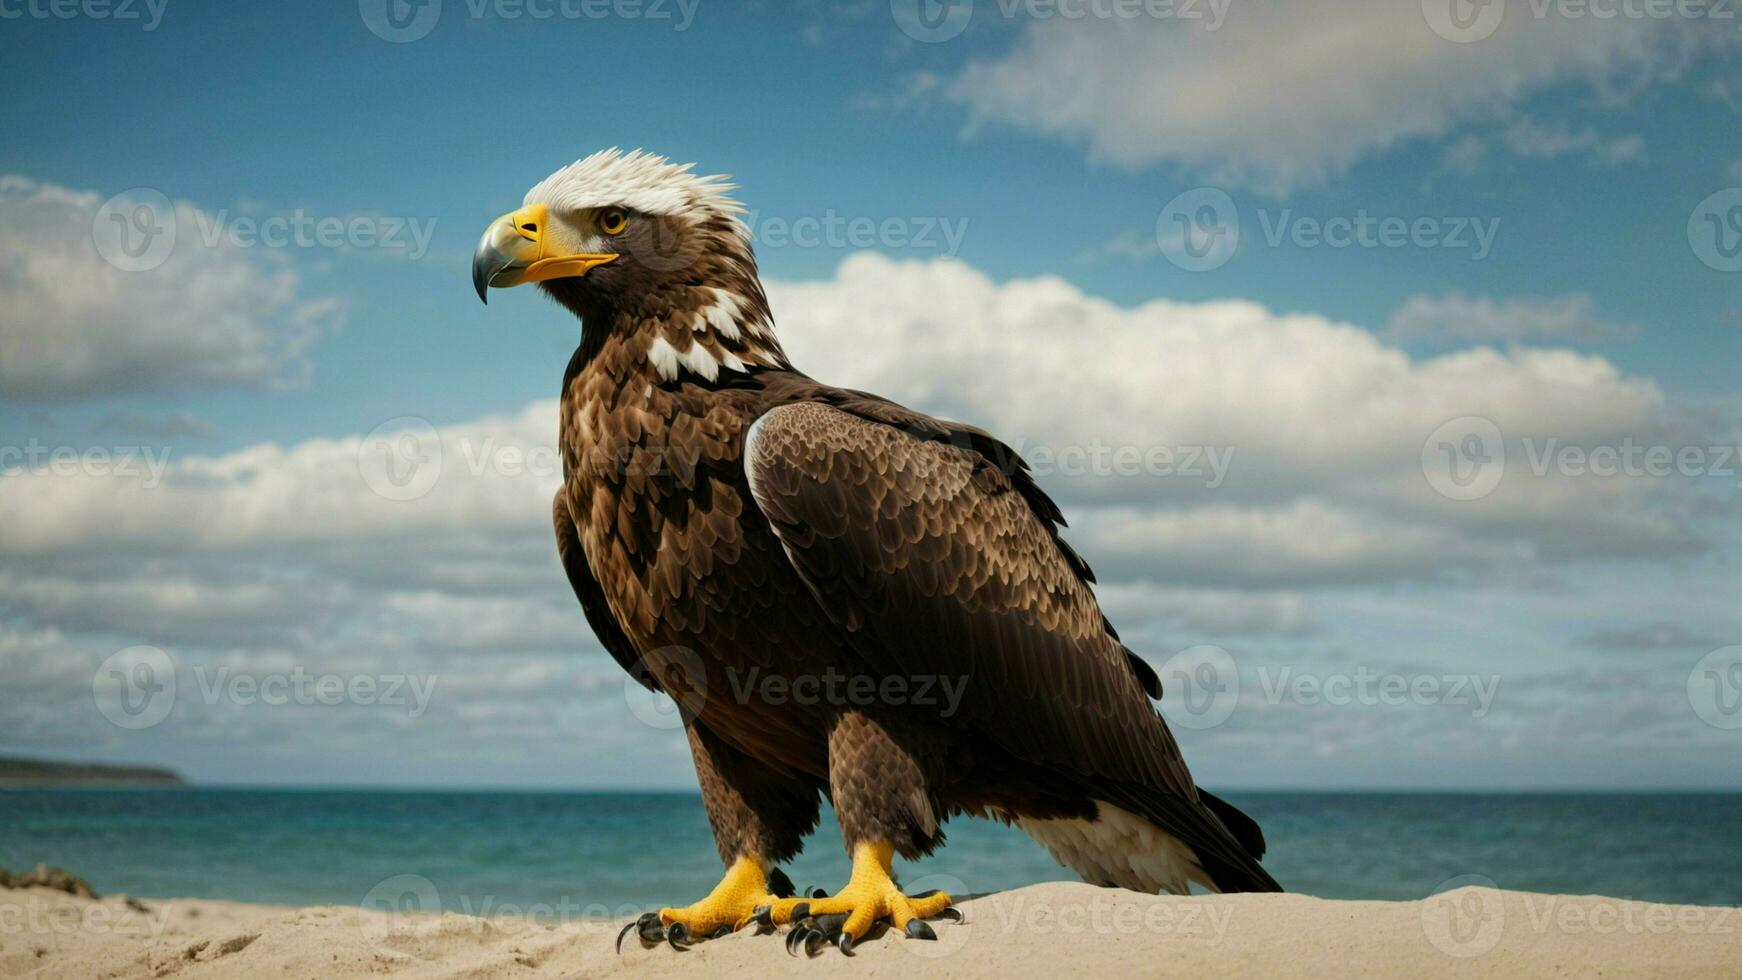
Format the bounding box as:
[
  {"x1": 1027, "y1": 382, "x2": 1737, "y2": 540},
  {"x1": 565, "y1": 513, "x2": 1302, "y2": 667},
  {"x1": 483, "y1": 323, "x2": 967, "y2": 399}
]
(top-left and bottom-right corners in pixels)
[{"x1": 3, "y1": 789, "x2": 1738, "y2": 913}]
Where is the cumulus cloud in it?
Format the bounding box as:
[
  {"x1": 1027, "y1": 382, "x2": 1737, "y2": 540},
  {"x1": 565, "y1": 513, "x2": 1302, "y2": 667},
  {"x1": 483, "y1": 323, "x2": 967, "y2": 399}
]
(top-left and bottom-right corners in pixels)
[
  {"x1": 1385, "y1": 292, "x2": 1636, "y2": 344},
  {"x1": 0, "y1": 401, "x2": 557, "y2": 555},
  {"x1": 941, "y1": 4, "x2": 1711, "y2": 191},
  {"x1": 0, "y1": 176, "x2": 342, "y2": 400}
]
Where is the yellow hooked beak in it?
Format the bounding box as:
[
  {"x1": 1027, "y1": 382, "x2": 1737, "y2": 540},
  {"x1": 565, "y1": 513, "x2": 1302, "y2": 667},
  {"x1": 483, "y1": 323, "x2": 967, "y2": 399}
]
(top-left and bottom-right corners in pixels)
[{"x1": 471, "y1": 204, "x2": 618, "y2": 303}]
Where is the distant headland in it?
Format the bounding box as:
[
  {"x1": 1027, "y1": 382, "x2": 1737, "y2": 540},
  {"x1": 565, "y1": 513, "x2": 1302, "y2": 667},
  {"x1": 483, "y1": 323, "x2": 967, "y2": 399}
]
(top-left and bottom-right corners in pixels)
[{"x1": 0, "y1": 756, "x2": 185, "y2": 786}]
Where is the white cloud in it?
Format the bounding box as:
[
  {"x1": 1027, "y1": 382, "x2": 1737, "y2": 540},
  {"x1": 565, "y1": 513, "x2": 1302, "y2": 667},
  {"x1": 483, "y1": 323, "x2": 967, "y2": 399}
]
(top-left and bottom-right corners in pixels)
[
  {"x1": 0, "y1": 400, "x2": 557, "y2": 555},
  {"x1": 1500, "y1": 118, "x2": 1644, "y2": 162},
  {"x1": 0, "y1": 176, "x2": 342, "y2": 400},
  {"x1": 1385, "y1": 291, "x2": 1636, "y2": 344},
  {"x1": 1445, "y1": 118, "x2": 1645, "y2": 171},
  {"x1": 1, "y1": 255, "x2": 1700, "y2": 589},
  {"x1": 942, "y1": 4, "x2": 1708, "y2": 191}
]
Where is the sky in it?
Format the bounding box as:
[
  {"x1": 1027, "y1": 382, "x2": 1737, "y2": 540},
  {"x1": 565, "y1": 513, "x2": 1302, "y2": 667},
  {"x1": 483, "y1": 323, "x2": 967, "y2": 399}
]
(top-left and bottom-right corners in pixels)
[{"x1": 1, "y1": 0, "x2": 1741, "y2": 790}]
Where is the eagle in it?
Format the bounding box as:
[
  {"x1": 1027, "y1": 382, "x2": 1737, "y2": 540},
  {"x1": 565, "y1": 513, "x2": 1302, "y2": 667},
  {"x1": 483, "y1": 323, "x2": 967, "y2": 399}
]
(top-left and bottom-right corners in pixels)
[{"x1": 472, "y1": 149, "x2": 1279, "y2": 956}]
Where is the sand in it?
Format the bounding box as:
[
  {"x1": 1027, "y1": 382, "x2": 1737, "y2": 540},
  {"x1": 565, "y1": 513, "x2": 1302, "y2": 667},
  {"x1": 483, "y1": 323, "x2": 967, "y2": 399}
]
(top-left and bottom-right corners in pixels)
[{"x1": 2, "y1": 881, "x2": 1737, "y2": 978}]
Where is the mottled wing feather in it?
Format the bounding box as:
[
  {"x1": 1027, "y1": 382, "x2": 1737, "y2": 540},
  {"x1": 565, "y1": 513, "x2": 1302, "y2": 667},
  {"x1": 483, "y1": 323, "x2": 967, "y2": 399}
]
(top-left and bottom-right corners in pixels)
[
  {"x1": 742, "y1": 402, "x2": 1177, "y2": 784},
  {"x1": 743, "y1": 400, "x2": 1278, "y2": 891}
]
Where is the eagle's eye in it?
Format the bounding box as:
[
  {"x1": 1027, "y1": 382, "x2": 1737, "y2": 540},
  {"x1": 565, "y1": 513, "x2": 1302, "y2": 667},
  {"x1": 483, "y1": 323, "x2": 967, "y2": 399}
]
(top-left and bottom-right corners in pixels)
[{"x1": 599, "y1": 209, "x2": 628, "y2": 236}]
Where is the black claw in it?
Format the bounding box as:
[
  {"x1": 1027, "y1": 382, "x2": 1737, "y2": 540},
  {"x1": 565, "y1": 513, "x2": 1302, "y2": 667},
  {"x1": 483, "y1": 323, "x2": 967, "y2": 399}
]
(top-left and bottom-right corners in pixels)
[
  {"x1": 768, "y1": 867, "x2": 796, "y2": 899},
  {"x1": 932, "y1": 907, "x2": 964, "y2": 923},
  {"x1": 905, "y1": 919, "x2": 938, "y2": 941},
  {"x1": 836, "y1": 931, "x2": 856, "y2": 956},
  {"x1": 666, "y1": 921, "x2": 691, "y2": 951},
  {"x1": 809, "y1": 887, "x2": 829, "y2": 899},
  {"x1": 710, "y1": 924, "x2": 733, "y2": 939},
  {"x1": 788, "y1": 925, "x2": 826, "y2": 957},
  {"x1": 751, "y1": 905, "x2": 776, "y2": 935},
  {"x1": 618, "y1": 911, "x2": 665, "y2": 953},
  {"x1": 805, "y1": 930, "x2": 829, "y2": 957},
  {"x1": 615, "y1": 919, "x2": 640, "y2": 955},
  {"x1": 789, "y1": 901, "x2": 810, "y2": 920}
]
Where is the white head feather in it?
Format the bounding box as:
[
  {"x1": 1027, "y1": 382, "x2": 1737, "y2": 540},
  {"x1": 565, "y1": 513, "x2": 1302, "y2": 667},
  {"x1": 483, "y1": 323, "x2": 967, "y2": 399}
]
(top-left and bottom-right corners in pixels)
[{"x1": 523, "y1": 148, "x2": 745, "y2": 223}]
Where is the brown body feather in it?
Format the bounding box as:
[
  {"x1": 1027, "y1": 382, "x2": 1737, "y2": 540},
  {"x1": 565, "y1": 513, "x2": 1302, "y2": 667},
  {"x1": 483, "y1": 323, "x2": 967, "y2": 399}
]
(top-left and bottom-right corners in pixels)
[{"x1": 549, "y1": 297, "x2": 1276, "y2": 890}]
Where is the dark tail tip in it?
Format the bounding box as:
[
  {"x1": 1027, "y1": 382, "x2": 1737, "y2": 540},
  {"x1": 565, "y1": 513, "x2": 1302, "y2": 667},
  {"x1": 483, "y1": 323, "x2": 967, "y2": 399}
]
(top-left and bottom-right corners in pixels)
[{"x1": 1199, "y1": 789, "x2": 1267, "y2": 860}]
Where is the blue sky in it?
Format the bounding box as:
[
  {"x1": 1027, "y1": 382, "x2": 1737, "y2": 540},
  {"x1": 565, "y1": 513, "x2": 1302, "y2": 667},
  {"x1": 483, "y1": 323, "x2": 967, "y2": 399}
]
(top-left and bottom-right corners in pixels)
[{"x1": 2, "y1": 0, "x2": 1741, "y2": 789}]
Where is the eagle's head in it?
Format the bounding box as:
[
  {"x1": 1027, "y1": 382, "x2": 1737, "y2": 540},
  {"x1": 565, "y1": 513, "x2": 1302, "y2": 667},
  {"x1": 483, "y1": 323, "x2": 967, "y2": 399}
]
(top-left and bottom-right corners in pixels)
[{"x1": 472, "y1": 148, "x2": 785, "y2": 380}]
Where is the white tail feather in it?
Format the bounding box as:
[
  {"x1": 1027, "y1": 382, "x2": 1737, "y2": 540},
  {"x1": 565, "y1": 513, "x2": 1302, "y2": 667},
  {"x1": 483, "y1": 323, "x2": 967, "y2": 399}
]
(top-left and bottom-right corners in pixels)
[{"x1": 1016, "y1": 800, "x2": 1218, "y2": 895}]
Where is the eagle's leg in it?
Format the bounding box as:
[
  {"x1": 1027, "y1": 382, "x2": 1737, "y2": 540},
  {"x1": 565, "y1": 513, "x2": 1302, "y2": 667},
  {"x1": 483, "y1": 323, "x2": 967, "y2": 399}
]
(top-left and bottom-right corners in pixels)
[
  {"x1": 619, "y1": 721, "x2": 819, "y2": 952},
  {"x1": 776, "y1": 711, "x2": 959, "y2": 955}
]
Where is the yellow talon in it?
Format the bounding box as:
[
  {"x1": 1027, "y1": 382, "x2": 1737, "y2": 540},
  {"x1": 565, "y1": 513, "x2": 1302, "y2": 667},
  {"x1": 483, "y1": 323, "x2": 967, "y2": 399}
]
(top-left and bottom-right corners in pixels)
[
  {"x1": 773, "y1": 842, "x2": 954, "y2": 950},
  {"x1": 653, "y1": 855, "x2": 786, "y2": 940}
]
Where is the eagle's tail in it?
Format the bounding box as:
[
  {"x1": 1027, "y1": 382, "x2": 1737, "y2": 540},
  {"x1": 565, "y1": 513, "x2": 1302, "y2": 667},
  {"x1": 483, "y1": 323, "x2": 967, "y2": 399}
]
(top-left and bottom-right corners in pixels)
[
  {"x1": 1017, "y1": 786, "x2": 1280, "y2": 895},
  {"x1": 1195, "y1": 789, "x2": 1280, "y2": 892}
]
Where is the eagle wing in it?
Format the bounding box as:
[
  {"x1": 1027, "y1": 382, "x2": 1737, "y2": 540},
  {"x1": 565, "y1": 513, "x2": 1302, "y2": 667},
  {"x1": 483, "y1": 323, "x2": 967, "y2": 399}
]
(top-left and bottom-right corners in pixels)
[
  {"x1": 553, "y1": 493, "x2": 657, "y2": 692},
  {"x1": 743, "y1": 399, "x2": 1276, "y2": 891}
]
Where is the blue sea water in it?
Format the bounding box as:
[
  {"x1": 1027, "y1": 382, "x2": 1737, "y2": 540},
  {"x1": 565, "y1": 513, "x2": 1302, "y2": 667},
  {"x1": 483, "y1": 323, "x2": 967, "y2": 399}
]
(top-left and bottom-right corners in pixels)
[{"x1": 2, "y1": 790, "x2": 1738, "y2": 912}]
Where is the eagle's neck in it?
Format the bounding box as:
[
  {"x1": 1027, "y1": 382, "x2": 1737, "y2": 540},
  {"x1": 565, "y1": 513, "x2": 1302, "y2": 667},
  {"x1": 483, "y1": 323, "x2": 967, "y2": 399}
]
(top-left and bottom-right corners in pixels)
[
  {"x1": 558, "y1": 244, "x2": 789, "y2": 386},
  {"x1": 617, "y1": 279, "x2": 789, "y2": 385}
]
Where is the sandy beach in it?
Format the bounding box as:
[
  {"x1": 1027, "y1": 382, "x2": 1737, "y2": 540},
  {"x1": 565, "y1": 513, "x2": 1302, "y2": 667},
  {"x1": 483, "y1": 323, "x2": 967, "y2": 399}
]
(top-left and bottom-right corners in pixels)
[{"x1": 2, "y1": 880, "x2": 1737, "y2": 978}]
